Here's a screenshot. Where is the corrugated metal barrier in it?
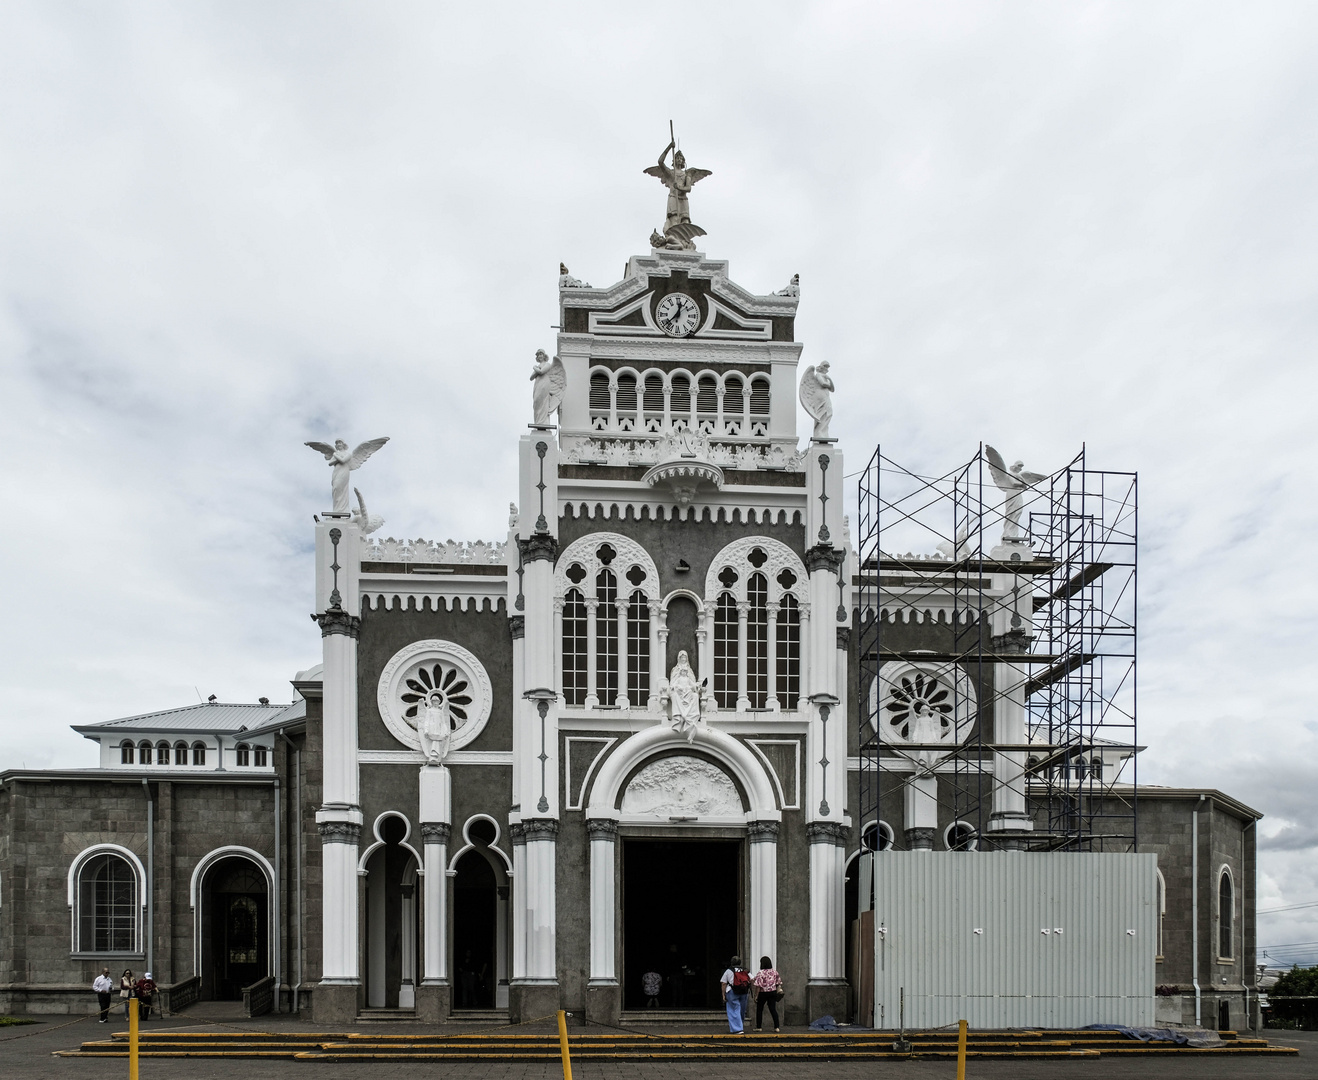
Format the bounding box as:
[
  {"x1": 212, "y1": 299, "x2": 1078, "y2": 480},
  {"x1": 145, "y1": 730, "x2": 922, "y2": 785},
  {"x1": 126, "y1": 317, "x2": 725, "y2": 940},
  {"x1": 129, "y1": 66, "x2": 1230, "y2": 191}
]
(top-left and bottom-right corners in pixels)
[{"x1": 873, "y1": 852, "x2": 1156, "y2": 1029}]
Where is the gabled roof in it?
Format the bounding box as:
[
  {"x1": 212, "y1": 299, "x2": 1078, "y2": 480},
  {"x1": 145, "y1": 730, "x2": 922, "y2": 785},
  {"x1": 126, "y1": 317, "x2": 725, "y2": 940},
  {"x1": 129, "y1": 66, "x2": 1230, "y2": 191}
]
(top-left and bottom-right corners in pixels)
[{"x1": 72, "y1": 701, "x2": 293, "y2": 738}]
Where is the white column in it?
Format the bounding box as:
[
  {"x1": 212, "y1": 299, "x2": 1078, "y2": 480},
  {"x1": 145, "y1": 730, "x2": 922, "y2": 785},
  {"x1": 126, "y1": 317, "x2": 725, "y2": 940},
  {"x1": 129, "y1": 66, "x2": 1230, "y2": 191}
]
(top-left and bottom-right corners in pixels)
[
  {"x1": 989, "y1": 658, "x2": 1033, "y2": 837},
  {"x1": 736, "y1": 602, "x2": 750, "y2": 710},
  {"x1": 511, "y1": 832, "x2": 527, "y2": 981},
  {"x1": 807, "y1": 823, "x2": 847, "y2": 980},
  {"x1": 399, "y1": 884, "x2": 417, "y2": 1008},
  {"x1": 615, "y1": 599, "x2": 629, "y2": 707},
  {"x1": 419, "y1": 765, "x2": 452, "y2": 986},
  {"x1": 317, "y1": 824, "x2": 362, "y2": 982},
  {"x1": 766, "y1": 608, "x2": 780, "y2": 711},
  {"x1": 522, "y1": 821, "x2": 558, "y2": 981},
  {"x1": 585, "y1": 600, "x2": 599, "y2": 709},
  {"x1": 648, "y1": 602, "x2": 663, "y2": 711},
  {"x1": 551, "y1": 601, "x2": 562, "y2": 701},
  {"x1": 903, "y1": 774, "x2": 939, "y2": 849},
  {"x1": 588, "y1": 819, "x2": 618, "y2": 984},
  {"x1": 698, "y1": 603, "x2": 714, "y2": 694},
  {"x1": 749, "y1": 822, "x2": 779, "y2": 967}
]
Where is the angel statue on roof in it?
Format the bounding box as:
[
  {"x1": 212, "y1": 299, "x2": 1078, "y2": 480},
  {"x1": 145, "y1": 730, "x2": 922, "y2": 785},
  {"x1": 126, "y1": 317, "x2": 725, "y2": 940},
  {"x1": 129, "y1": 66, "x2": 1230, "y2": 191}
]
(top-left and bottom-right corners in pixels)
[
  {"x1": 305, "y1": 437, "x2": 390, "y2": 514},
  {"x1": 530, "y1": 349, "x2": 567, "y2": 426},
  {"x1": 985, "y1": 445, "x2": 1048, "y2": 542},
  {"x1": 644, "y1": 122, "x2": 712, "y2": 251}
]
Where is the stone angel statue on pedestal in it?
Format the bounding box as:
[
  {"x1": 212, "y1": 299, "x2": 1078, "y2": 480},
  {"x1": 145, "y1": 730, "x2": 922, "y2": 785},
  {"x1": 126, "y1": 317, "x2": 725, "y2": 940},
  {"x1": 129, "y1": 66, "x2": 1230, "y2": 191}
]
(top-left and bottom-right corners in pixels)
[
  {"x1": 659, "y1": 651, "x2": 708, "y2": 744},
  {"x1": 530, "y1": 349, "x2": 567, "y2": 426},
  {"x1": 799, "y1": 361, "x2": 835, "y2": 440},
  {"x1": 305, "y1": 437, "x2": 389, "y2": 514},
  {"x1": 985, "y1": 445, "x2": 1048, "y2": 542},
  {"x1": 417, "y1": 689, "x2": 453, "y2": 764},
  {"x1": 644, "y1": 122, "x2": 712, "y2": 251}
]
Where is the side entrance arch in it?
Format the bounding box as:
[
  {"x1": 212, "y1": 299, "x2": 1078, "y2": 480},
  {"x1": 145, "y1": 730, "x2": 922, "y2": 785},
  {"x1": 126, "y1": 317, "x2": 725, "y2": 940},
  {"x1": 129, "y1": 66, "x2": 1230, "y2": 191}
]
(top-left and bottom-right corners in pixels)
[{"x1": 198, "y1": 856, "x2": 270, "y2": 1000}]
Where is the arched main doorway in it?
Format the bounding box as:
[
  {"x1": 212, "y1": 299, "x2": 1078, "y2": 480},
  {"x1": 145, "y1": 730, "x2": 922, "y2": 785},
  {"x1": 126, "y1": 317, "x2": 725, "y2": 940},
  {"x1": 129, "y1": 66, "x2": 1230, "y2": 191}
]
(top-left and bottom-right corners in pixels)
[
  {"x1": 451, "y1": 817, "x2": 511, "y2": 1010},
  {"x1": 200, "y1": 856, "x2": 269, "y2": 1000},
  {"x1": 365, "y1": 815, "x2": 420, "y2": 1009}
]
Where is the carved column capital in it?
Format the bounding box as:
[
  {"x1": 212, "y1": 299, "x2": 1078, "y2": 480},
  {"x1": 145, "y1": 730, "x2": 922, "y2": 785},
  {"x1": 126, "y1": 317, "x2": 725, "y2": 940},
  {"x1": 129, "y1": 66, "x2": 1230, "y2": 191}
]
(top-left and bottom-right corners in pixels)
[
  {"x1": 521, "y1": 818, "x2": 560, "y2": 842},
  {"x1": 312, "y1": 609, "x2": 361, "y2": 639},
  {"x1": 807, "y1": 820, "x2": 849, "y2": 846},
  {"x1": 420, "y1": 822, "x2": 451, "y2": 844},
  {"x1": 508, "y1": 615, "x2": 526, "y2": 640},
  {"x1": 587, "y1": 818, "x2": 619, "y2": 841},
  {"x1": 508, "y1": 822, "x2": 526, "y2": 846},
  {"x1": 805, "y1": 544, "x2": 844, "y2": 575},
  {"x1": 318, "y1": 820, "x2": 361, "y2": 844},
  {"x1": 518, "y1": 533, "x2": 559, "y2": 564},
  {"x1": 836, "y1": 626, "x2": 852, "y2": 651},
  {"x1": 747, "y1": 820, "x2": 780, "y2": 843}
]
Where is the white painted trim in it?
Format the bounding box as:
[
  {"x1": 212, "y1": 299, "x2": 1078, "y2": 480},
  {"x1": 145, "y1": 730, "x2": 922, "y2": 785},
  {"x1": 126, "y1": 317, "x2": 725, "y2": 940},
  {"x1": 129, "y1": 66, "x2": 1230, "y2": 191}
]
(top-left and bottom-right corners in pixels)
[
  {"x1": 357, "y1": 749, "x2": 513, "y2": 766},
  {"x1": 447, "y1": 814, "x2": 514, "y2": 876},
  {"x1": 186, "y1": 845, "x2": 276, "y2": 982},
  {"x1": 746, "y1": 738, "x2": 802, "y2": 811},
  {"x1": 67, "y1": 844, "x2": 147, "y2": 956},
  {"x1": 564, "y1": 737, "x2": 617, "y2": 811},
  {"x1": 357, "y1": 812, "x2": 423, "y2": 876}
]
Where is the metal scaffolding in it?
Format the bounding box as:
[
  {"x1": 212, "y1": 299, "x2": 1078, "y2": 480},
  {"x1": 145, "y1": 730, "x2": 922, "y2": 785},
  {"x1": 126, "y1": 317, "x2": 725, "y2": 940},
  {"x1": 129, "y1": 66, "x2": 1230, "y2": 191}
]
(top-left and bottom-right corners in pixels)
[{"x1": 856, "y1": 445, "x2": 1138, "y2": 853}]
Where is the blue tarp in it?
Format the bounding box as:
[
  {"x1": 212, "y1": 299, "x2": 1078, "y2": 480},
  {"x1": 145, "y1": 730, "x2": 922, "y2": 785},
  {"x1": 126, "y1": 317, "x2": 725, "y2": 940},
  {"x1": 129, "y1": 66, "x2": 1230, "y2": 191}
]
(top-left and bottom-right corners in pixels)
[
  {"x1": 808, "y1": 1014, "x2": 838, "y2": 1031},
  {"x1": 1084, "y1": 1024, "x2": 1223, "y2": 1048}
]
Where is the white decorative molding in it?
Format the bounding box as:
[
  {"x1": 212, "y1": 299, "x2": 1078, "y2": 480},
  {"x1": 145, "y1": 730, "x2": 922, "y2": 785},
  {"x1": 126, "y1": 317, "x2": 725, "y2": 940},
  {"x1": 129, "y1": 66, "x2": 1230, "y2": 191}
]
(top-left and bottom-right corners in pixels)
[
  {"x1": 620, "y1": 755, "x2": 744, "y2": 818},
  {"x1": 361, "y1": 537, "x2": 507, "y2": 564},
  {"x1": 746, "y1": 738, "x2": 802, "y2": 811},
  {"x1": 376, "y1": 640, "x2": 493, "y2": 754},
  {"x1": 357, "y1": 749, "x2": 513, "y2": 766},
  {"x1": 357, "y1": 811, "x2": 424, "y2": 875},
  {"x1": 553, "y1": 532, "x2": 661, "y2": 602},
  {"x1": 694, "y1": 296, "x2": 772, "y2": 340},
  {"x1": 704, "y1": 536, "x2": 809, "y2": 606},
  {"x1": 186, "y1": 846, "x2": 276, "y2": 981},
  {"x1": 561, "y1": 434, "x2": 805, "y2": 472},
  {"x1": 359, "y1": 574, "x2": 509, "y2": 614},
  {"x1": 869, "y1": 659, "x2": 978, "y2": 753},
  {"x1": 565, "y1": 737, "x2": 617, "y2": 811}
]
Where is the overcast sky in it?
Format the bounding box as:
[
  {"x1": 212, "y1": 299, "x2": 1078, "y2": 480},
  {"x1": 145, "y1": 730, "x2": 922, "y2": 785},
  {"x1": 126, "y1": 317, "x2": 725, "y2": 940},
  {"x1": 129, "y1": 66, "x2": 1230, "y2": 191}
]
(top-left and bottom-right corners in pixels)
[{"x1": 3, "y1": 3, "x2": 1316, "y2": 961}]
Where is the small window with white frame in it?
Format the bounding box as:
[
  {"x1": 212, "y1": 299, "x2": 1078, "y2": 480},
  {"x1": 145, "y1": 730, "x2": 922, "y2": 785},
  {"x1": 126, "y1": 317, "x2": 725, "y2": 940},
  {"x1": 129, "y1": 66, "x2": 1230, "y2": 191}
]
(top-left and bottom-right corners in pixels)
[
  {"x1": 861, "y1": 820, "x2": 895, "y2": 852},
  {"x1": 944, "y1": 821, "x2": 979, "y2": 852},
  {"x1": 120, "y1": 741, "x2": 135, "y2": 765},
  {"x1": 253, "y1": 746, "x2": 268, "y2": 767},
  {"x1": 235, "y1": 743, "x2": 250, "y2": 767}
]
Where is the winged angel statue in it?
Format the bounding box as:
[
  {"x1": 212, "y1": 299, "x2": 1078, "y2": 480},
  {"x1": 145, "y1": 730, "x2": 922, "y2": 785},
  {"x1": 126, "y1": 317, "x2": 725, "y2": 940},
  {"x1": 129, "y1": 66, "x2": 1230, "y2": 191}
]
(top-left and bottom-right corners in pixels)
[
  {"x1": 798, "y1": 361, "x2": 835, "y2": 439},
  {"x1": 530, "y1": 349, "x2": 567, "y2": 426},
  {"x1": 644, "y1": 124, "x2": 712, "y2": 251},
  {"x1": 305, "y1": 437, "x2": 389, "y2": 514},
  {"x1": 985, "y1": 445, "x2": 1048, "y2": 542}
]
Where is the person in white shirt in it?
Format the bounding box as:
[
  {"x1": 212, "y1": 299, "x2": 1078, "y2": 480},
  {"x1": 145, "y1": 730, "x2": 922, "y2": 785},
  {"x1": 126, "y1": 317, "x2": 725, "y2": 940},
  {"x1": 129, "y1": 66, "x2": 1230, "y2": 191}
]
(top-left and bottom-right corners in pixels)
[
  {"x1": 719, "y1": 955, "x2": 751, "y2": 1034},
  {"x1": 92, "y1": 968, "x2": 114, "y2": 1023}
]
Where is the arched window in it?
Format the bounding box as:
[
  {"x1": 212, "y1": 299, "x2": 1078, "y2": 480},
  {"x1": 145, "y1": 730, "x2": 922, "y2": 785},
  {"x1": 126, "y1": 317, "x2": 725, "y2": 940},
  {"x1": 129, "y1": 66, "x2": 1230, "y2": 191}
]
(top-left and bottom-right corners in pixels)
[
  {"x1": 76, "y1": 852, "x2": 138, "y2": 953},
  {"x1": 562, "y1": 588, "x2": 588, "y2": 707},
  {"x1": 643, "y1": 373, "x2": 664, "y2": 432},
  {"x1": 746, "y1": 573, "x2": 769, "y2": 707},
  {"x1": 174, "y1": 742, "x2": 188, "y2": 766},
  {"x1": 1219, "y1": 868, "x2": 1234, "y2": 959},
  {"x1": 714, "y1": 593, "x2": 739, "y2": 709},
  {"x1": 670, "y1": 374, "x2": 692, "y2": 423},
  {"x1": 236, "y1": 743, "x2": 250, "y2": 767},
  {"x1": 253, "y1": 746, "x2": 268, "y2": 767},
  {"x1": 589, "y1": 371, "x2": 610, "y2": 430},
  {"x1": 627, "y1": 591, "x2": 650, "y2": 704},
  {"x1": 138, "y1": 741, "x2": 153, "y2": 766},
  {"x1": 156, "y1": 741, "x2": 171, "y2": 767},
  {"x1": 616, "y1": 373, "x2": 638, "y2": 431},
  {"x1": 595, "y1": 568, "x2": 618, "y2": 704},
  {"x1": 776, "y1": 594, "x2": 801, "y2": 709},
  {"x1": 749, "y1": 376, "x2": 771, "y2": 436},
  {"x1": 723, "y1": 375, "x2": 745, "y2": 435},
  {"x1": 120, "y1": 741, "x2": 135, "y2": 765},
  {"x1": 191, "y1": 742, "x2": 207, "y2": 766},
  {"x1": 555, "y1": 536, "x2": 657, "y2": 710},
  {"x1": 1156, "y1": 868, "x2": 1167, "y2": 960},
  {"x1": 944, "y1": 821, "x2": 979, "y2": 852},
  {"x1": 705, "y1": 540, "x2": 808, "y2": 712},
  {"x1": 861, "y1": 820, "x2": 895, "y2": 852},
  {"x1": 696, "y1": 375, "x2": 718, "y2": 433}
]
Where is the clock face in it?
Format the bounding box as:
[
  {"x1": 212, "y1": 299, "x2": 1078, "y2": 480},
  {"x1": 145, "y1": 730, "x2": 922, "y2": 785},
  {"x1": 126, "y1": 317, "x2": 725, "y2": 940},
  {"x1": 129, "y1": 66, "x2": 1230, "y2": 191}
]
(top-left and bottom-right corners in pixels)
[{"x1": 655, "y1": 292, "x2": 700, "y2": 337}]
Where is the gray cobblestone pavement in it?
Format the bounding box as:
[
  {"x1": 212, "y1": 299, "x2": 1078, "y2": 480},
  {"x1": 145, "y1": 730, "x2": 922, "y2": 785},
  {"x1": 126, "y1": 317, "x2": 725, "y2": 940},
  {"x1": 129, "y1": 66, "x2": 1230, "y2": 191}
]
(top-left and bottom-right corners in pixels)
[{"x1": 1, "y1": 1008, "x2": 1312, "y2": 1080}]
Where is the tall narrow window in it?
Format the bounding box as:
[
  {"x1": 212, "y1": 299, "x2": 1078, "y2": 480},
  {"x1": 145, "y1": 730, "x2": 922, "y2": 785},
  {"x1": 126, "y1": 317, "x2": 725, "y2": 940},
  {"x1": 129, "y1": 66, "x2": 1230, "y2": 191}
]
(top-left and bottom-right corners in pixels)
[
  {"x1": 191, "y1": 742, "x2": 207, "y2": 766},
  {"x1": 697, "y1": 375, "x2": 718, "y2": 433},
  {"x1": 643, "y1": 374, "x2": 664, "y2": 432},
  {"x1": 627, "y1": 591, "x2": 650, "y2": 703},
  {"x1": 714, "y1": 593, "x2": 739, "y2": 709},
  {"x1": 156, "y1": 741, "x2": 171, "y2": 766},
  {"x1": 670, "y1": 374, "x2": 692, "y2": 423},
  {"x1": 595, "y1": 569, "x2": 618, "y2": 704},
  {"x1": 120, "y1": 742, "x2": 134, "y2": 765},
  {"x1": 749, "y1": 377, "x2": 771, "y2": 435},
  {"x1": 776, "y1": 594, "x2": 801, "y2": 709},
  {"x1": 254, "y1": 746, "x2": 268, "y2": 767},
  {"x1": 78, "y1": 853, "x2": 137, "y2": 953},
  {"x1": 746, "y1": 573, "x2": 768, "y2": 707},
  {"x1": 562, "y1": 588, "x2": 588, "y2": 706},
  {"x1": 138, "y1": 742, "x2": 152, "y2": 766},
  {"x1": 589, "y1": 372, "x2": 611, "y2": 430},
  {"x1": 1156, "y1": 870, "x2": 1166, "y2": 959},
  {"x1": 616, "y1": 373, "x2": 638, "y2": 431},
  {"x1": 174, "y1": 742, "x2": 188, "y2": 765},
  {"x1": 1219, "y1": 870, "x2": 1234, "y2": 959},
  {"x1": 236, "y1": 743, "x2": 250, "y2": 767},
  {"x1": 723, "y1": 375, "x2": 745, "y2": 434}
]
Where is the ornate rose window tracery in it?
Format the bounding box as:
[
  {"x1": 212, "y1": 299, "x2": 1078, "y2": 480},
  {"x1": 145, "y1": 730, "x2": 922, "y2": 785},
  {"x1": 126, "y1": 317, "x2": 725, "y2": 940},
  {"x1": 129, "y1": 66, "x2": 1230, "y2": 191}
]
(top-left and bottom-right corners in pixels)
[
  {"x1": 400, "y1": 663, "x2": 473, "y2": 731},
  {"x1": 377, "y1": 640, "x2": 492, "y2": 753},
  {"x1": 869, "y1": 661, "x2": 976, "y2": 759}
]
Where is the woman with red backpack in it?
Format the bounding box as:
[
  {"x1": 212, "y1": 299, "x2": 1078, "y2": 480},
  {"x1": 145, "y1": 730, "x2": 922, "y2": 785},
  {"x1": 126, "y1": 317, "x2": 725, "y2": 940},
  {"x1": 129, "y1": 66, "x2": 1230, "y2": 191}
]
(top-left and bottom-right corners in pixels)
[{"x1": 719, "y1": 956, "x2": 752, "y2": 1033}]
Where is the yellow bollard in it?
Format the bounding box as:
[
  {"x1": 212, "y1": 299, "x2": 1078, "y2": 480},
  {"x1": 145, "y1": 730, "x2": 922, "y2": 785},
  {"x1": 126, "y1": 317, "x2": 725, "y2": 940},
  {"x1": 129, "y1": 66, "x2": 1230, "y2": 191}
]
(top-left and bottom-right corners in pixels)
[
  {"x1": 956, "y1": 1018, "x2": 967, "y2": 1080},
  {"x1": 557, "y1": 1009, "x2": 573, "y2": 1080},
  {"x1": 128, "y1": 996, "x2": 139, "y2": 1080}
]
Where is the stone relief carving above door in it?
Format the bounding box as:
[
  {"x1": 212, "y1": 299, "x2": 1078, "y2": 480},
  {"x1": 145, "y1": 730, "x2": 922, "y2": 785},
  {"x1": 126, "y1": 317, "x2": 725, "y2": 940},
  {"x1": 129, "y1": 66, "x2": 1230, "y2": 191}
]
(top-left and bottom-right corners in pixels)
[{"x1": 620, "y1": 756, "x2": 743, "y2": 819}]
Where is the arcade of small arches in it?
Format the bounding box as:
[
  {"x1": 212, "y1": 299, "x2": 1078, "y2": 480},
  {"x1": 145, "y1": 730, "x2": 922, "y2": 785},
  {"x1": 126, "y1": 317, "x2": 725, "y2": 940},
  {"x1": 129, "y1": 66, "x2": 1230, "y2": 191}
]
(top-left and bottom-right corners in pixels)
[
  {"x1": 118, "y1": 740, "x2": 270, "y2": 767},
  {"x1": 555, "y1": 533, "x2": 808, "y2": 713},
  {"x1": 588, "y1": 366, "x2": 771, "y2": 436}
]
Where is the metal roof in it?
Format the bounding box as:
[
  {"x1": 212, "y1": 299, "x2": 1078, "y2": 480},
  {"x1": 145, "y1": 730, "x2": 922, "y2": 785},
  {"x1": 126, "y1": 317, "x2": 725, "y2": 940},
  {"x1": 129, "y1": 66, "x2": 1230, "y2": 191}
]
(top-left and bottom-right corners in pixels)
[{"x1": 72, "y1": 702, "x2": 294, "y2": 737}]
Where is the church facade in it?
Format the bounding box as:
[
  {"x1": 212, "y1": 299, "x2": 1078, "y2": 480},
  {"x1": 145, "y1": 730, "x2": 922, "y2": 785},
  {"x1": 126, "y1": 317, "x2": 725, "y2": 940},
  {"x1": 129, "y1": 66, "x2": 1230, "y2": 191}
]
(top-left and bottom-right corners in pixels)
[{"x1": 0, "y1": 213, "x2": 1261, "y2": 1030}]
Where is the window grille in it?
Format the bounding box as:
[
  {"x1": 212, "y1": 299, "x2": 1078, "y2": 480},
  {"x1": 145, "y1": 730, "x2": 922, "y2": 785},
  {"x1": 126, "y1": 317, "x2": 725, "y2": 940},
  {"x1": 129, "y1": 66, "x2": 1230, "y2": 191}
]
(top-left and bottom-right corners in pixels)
[
  {"x1": 776, "y1": 594, "x2": 801, "y2": 708},
  {"x1": 120, "y1": 742, "x2": 134, "y2": 765},
  {"x1": 627, "y1": 591, "x2": 650, "y2": 702},
  {"x1": 192, "y1": 742, "x2": 207, "y2": 766},
  {"x1": 78, "y1": 853, "x2": 137, "y2": 953},
  {"x1": 746, "y1": 572, "x2": 768, "y2": 707},
  {"x1": 714, "y1": 594, "x2": 739, "y2": 709},
  {"x1": 236, "y1": 743, "x2": 250, "y2": 767},
  {"x1": 562, "y1": 588, "x2": 588, "y2": 706},
  {"x1": 595, "y1": 569, "x2": 618, "y2": 704}
]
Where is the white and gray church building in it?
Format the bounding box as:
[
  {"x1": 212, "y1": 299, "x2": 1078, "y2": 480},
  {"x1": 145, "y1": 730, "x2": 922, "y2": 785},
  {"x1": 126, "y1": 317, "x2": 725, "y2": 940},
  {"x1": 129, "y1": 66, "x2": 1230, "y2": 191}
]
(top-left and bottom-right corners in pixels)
[{"x1": 0, "y1": 164, "x2": 1263, "y2": 1029}]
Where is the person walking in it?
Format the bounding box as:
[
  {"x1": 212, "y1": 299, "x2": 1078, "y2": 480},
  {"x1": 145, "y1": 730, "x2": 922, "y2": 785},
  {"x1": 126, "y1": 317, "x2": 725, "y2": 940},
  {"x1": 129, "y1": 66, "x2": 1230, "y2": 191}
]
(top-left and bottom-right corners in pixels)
[
  {"x1": 752, "y1": 955, "x2": 783, "y2": 1033},
  {"x1": 92, "y1": 968, "x2": 114, "y2": 1023},
  {"x1": 136, "y1": 972, "x2": 157, "y2": 1022},
  {"x1": 719, "y1": 955, "x2": 751, "y2": 1034},
  {"x1": 119, "y1": 970, "x2": 135, "y2": 1019}
]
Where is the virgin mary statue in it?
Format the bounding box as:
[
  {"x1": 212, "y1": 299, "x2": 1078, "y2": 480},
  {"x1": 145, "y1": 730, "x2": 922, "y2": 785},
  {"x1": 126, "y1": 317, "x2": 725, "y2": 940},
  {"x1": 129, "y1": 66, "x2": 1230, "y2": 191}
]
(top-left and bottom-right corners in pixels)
[{"x1": 662, "y1": 651, "x2": 705, "y2": 743}]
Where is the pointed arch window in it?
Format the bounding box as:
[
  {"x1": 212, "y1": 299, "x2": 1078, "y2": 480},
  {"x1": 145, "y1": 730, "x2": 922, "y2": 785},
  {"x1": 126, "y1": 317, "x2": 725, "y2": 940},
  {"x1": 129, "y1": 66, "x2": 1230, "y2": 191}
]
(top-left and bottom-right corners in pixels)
[{"x1": 1218, "y1": 868, "x2": 1234, "y2": 959}]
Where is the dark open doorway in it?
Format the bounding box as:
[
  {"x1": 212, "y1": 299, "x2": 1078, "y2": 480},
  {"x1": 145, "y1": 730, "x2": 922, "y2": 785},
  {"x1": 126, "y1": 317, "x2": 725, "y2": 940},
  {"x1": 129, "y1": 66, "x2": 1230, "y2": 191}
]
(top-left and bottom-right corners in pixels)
[
  {"x1": 201, "y1": 857, "x2": 268, "y2": 1000},
  {"x1": 365, "y1": 816, "x2": 418, "y2": 1009},
  {"x1": 453, "y1": 849, "x2": 497, "y2": 1008},
  {"x1": 622, "y1": 838, "x2": 740, "y2": 1009}
]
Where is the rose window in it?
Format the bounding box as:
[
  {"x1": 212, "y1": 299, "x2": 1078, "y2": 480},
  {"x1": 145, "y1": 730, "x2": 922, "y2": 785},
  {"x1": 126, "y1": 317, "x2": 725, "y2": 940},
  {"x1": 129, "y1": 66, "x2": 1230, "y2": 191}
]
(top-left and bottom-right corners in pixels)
[
  {"x1": 870, "y1": 661, "x2": 976, "y2": 749},
  {"x1": 885, "y1": 671, "x2": 953, "y2": 740},
  {"x1": 400, "y1": 663, "x2": 472, "y2": 730}
]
